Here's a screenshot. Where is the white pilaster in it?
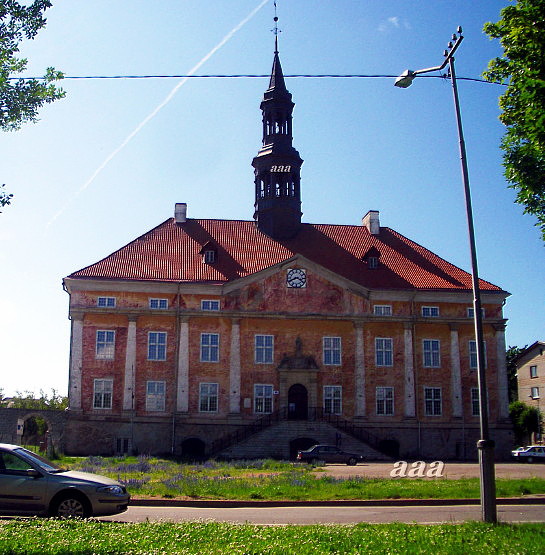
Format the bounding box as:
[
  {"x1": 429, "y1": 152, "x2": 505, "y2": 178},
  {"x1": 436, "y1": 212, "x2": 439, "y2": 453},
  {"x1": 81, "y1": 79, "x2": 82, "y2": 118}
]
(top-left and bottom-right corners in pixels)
[
  {"x1": 123, "y1": 319, "x2": 137, "y2": 410},
  {"x1": 450, "y1": 327, "x2": 463, "y2": 417},
  {"x1": 495, "y1": 325, "x2": 509, "y2": 419},
  {"x1": 404, "y1": 325, "x2": 416, "y2": 417},
  {"x1": 354, "y1": 323, "x2": 366, "y2": 416},
  {"x1": 176, "y1": 319, "x2": 189, "y2": 412},
  {"x1": 229, "y1": 320, "x2": 241, "y2": 413},
  {"x1": 69, "y1": 317, "x2": 83, "y2": 410}
]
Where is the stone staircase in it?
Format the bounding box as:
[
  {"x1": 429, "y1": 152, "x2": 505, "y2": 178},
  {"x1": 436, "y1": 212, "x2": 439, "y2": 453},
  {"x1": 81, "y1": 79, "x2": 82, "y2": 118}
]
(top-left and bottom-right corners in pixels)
[{"x1": 215, "y1": 419, "x2": 391, "y2": 461}]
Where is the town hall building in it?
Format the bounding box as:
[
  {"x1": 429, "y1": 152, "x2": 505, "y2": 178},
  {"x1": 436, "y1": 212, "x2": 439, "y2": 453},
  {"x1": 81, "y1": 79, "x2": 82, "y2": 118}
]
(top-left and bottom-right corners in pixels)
[{"x1": 63, "y1": 40, "x2": 512, "y2": 460}]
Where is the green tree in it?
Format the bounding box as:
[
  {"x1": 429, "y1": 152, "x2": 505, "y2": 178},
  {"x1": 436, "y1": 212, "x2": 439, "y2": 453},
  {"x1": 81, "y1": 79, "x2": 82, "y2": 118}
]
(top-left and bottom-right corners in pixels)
[
  {"x1": 509, "y1": 400, "x2": 542, "y2": 445},
  {"x1": 483, "y1": 0, "x2": 545, "y2": 241},
  {"x1": 9, "y1": 389, "x2": 68, "y2": 410},
  {"x1": 506, "y1": 345, "x2": 526, "y2": 402}
]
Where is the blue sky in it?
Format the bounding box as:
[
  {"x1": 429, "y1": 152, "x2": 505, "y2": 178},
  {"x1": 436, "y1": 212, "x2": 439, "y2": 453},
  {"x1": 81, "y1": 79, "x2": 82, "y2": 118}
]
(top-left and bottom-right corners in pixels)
[{"x1": 1, "y1": 0, "x2": 543, "y2": 397}]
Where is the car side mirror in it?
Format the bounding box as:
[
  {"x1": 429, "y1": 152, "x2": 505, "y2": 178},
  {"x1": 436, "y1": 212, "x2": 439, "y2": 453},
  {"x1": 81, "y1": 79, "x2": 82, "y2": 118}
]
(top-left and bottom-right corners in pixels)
[{"x1": 26, "y1": 469, "x2": 41, "y2": 478}]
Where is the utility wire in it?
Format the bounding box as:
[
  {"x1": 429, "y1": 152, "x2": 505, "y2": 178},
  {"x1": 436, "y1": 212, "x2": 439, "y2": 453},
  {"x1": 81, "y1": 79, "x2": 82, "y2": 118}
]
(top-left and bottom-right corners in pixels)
[{"x1": 10, "y1": 73, "x2": 506, "y2": 85}]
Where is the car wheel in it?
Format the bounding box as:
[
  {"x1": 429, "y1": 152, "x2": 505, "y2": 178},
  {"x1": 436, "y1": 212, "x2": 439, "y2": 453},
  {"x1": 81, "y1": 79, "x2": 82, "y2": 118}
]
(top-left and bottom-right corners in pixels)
[
  {"x1": 347, "y1": 457, "x2": 358, "y2": 466},
  {"x1": 310, "y1": 458, "x2": 318, "y2": 465},
  {"x1": 51, "y1": 494, "x2": 91, "y2": 518},
  {"x1": 526, "y1": 457, "x2": 534, "y2": 464}
]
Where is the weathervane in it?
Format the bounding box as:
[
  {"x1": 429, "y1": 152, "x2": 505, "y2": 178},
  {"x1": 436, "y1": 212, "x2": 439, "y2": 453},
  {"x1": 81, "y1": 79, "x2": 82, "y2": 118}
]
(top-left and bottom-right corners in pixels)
[{"x1": 272, "y1": 0, "x2": 281, "y2": 51}]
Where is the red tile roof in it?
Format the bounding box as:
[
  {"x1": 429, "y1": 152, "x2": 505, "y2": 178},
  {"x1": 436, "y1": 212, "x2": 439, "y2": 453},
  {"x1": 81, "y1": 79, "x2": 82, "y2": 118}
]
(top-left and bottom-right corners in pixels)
[{"x1": 67, "y1": 218, "x2": 504, "y2": 292}]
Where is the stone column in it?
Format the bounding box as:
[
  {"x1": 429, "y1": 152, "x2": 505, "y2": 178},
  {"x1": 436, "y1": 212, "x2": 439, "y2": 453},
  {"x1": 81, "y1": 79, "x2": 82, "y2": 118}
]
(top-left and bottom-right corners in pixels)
[
  {"x1": 123, "y1": 317, "x2": 137, "y2": 410},
  {"x1": 229, "y1": 319, "x2": 241, "y2": 413},
  {"x1": 68, "y1": 316, "x2": 83, "y2": 410},
  {"x1": 450, "y1": 325, "x2": 463, "y2": 417},
  {"x1": 404, "y1": 323, "x2": 416, "y2": 417},
  {"x1": 354, "y1": 322, "x2": 366, "y2": 416},
  {"x1": 495, "y1": 324, "x2": 509, "y2": 419},
  {"x1": 176, "y1": 318, "x2": 189, "y2": 413}
]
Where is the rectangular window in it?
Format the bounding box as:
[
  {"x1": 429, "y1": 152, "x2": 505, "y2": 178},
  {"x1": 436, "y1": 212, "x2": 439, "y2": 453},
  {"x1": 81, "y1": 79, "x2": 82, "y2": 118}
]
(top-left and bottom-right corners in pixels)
[
  {"x1": 199, "y1": 383, "x2": 218, "y2": 412},
  {"x1": 324, "y1": 386, "x2": 342, "y2": 415},
  {"x1": 93, "y1": 379, "x2": 113, "y2": 409},
  {"x1": 530, "y1": 365, "x2": 538, "y2": 378},
  {"x1": 376, "y1": 387, "x2": 394, "y2": 416},
  {"x1": 201, "y1": 333, "x2": 219, "y2": 362},
  {"x1": 203, "y1": 250, "x2": 215, "y2": 264},
  {"x1": 423, "y1": 339, "x2": 440, "y2": 368},
  {"x1": 96, "y1": 330, "x2": 115, "y2": 360},
  {"x1": 373, "y1": 305, "x2": 392, "y2": 316},
  {"x1": 531, "y1": 386, "x2": 540, "y2": 399},
  {"x1": 375, "y1": 338, "x2": 393, "y2": 366},
  {"x1": 97, "y1": 296, "x2": 116, "y2": 308},
  {"x1": 146, "y1": 381, "x2": 166, "y2": 411},
  {"x1": 424, "y1": 387, "x2": 442, "y2": 416},
  {"x1": 255, "y1": 335, "x2": 274, "y2": 364},
  {"x1": 422, "y1": 306, "x2": 439, "y2": 317},
  {"x1": 254, "y1": 384, "x2": 273, "y2": 414},
  {"x1": 467, "y1": 307, "x2": 485, "y2": 319},
  {"x1": 201, "y1": 299, "x2": 220, "y2": 311},
  {"x1": 471, "y1": 388, "x2": 480, "y2": 417},
  {"x1": 148, "y1": 332, "x2": 167, "y2": 361},
  {"x1": 149, "y1": 298, "x2": 168, "y2": 309},
  {"x1": 323, "y1": 337, "x2": 342, "y2": 365},
  {"x1": 469, "y1": 340, "x2": 487, "y2": 370}
]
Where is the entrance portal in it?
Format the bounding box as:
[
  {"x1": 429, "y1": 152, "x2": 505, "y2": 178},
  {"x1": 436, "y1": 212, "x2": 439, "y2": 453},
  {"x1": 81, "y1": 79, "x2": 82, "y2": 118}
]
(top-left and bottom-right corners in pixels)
[{"x1": 288, "y1": 384, "x2": 308, "y2": 420}]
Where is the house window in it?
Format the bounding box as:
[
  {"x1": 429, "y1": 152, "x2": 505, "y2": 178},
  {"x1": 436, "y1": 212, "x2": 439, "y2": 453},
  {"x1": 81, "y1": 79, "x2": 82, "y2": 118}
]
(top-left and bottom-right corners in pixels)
[
  {"x1": 422, "y1": 306, "x2": 439, "y2": 317},
  {"x1": 199, "y1": 383, "x2": 218, "y2": 412},
  {"x1": 201, "y1": 299, "x2": 220, "y2": 311},
  {"x1": 115, "y1": 438, "x2": 131, "y2": 455},
  {"x1": 469, "y1": 340, "x2": 487, "y2": 370},
  {"x1": 471, "y1": 388, "x2": 480, "y2": 417},
  {"x1": 530, "y1": 365, "x2": 538, "y2": 378},
  {"x1": 149, "y1": 298, "x2": 168, "y2": 309},
  {"x1": 424, "y1": 387, "x2": 442, "y2": 416},
  {"x1": 324, "y1": 386, "x2": 342, "y2": 415},
  {"x1": 368, "y1": 256, "x2": 378, "y2": 269},
  {"x1": 323, "y1": 337, "x2": 342, "y2": 365},
  {"x1": 467, "y1": 307, "x2": 485, "y2": 318},
  {"x1": 200, "y1": 333, "x2": 219, "y2": 362},
  {"x1": 254, "y1": 384, "x2": 273, "y2": 414},
  {"x1": 423, "y1": 339, "x2": 440, "y2": 368},
  {"x1": 531, "y1": 386, "x2": 540, "y2": 399},
  {"x1": 93, "y1": 379, "x2": 113, "y2": 409},
  {"x1": 97, "y1": 296, "x2": 116, "y2": 308},
  {"x1": 373, "y1": 305, "x2": 392, "y2": 316},
  {"x1": 376, "y1": 338, "x2": 393, "y2": 366},
  {"x1": 376, "y1": 387, "x2": 394, "y2": 416},
  {"x1": 255, "y1": 335, "x2": 274, "y2": 364},
  {"x1": 148, "y1": 332, "x2": 167, "y2": 361},
  {"x1": 203, "y1": 250, "x2": 215, "y2": 264},
  {"x1": 146, "y1": 381, "x2": 165, "y2": 411},
  {"x1": 96, "y1": 330, "x2": 115, "y2": 360}
]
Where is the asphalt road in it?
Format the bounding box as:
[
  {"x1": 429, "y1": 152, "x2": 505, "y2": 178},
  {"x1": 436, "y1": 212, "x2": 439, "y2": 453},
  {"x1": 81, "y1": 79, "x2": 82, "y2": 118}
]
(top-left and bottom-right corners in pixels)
[{"x1": 99, "y1": 504, "x2": 545, "y2": 524}]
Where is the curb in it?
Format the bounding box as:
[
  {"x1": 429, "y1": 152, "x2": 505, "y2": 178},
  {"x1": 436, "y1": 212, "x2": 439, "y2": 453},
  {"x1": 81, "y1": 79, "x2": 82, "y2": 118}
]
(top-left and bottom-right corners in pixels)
[{"x1": 130, "y1": 497, "x2": 545, "y2": 508}]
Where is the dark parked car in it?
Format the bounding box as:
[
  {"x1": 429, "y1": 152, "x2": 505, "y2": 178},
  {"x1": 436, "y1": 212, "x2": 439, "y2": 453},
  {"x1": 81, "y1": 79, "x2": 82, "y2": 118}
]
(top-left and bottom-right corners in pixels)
[
  {"x1": 296, "y1": 444, "x2": 364, "y2": 465},
  {"x1": 0, "y1": 443, "x2": 130, "y2": 518}
]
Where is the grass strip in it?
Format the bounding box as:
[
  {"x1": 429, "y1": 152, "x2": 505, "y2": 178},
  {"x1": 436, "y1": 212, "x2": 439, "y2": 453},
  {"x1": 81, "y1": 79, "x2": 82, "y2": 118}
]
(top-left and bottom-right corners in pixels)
[{"x1": 0, "y1": 520, "x2": 543, "y2": 554}]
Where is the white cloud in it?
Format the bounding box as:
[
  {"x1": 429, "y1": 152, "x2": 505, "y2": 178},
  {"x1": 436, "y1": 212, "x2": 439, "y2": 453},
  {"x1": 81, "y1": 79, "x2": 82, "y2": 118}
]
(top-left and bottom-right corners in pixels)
[{"x1": 378, "y1": 16, "x2": 411, "y2": 32}]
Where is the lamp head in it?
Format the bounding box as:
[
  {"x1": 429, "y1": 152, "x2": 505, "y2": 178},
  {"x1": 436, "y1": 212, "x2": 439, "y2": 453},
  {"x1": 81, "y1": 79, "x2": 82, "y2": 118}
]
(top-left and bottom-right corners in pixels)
[{"x1": 394, "y1": 70, "x2": 416, "y2": 88}]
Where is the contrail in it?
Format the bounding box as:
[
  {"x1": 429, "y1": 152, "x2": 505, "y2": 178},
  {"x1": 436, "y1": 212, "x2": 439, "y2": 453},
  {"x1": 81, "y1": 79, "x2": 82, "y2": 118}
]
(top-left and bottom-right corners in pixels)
[{"x1": 47, "y1": 0, "x2": 270, "y2": 228}]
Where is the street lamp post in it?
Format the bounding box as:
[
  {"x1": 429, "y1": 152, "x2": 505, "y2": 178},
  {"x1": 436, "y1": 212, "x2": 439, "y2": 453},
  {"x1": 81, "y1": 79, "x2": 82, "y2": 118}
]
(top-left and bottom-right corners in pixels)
[{"x1": 395, "y1": 27, "x2": 497, "y2": 524}]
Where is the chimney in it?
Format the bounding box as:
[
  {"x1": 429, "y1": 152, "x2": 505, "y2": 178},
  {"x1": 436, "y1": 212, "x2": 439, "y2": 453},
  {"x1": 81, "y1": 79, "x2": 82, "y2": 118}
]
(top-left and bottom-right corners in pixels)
[
  {"x1": 174, "y1": 203, "x2": 187, "y2": 223},
  {"x1": 362, "y1": 210, "x2": 380, "y2": 235}
]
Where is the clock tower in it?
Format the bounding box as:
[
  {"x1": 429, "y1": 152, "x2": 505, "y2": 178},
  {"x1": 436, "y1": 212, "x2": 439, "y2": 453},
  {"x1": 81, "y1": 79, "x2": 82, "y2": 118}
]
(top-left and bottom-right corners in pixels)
[{"x1": 252, "y1": 37, "x2": 303, "y2": 240}]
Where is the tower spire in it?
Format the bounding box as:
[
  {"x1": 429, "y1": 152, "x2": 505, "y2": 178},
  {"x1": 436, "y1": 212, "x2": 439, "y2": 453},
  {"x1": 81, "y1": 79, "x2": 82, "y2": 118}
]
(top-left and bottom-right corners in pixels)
[{"x1": 252, "y1": 9, "x2": 303, "y2": 240}]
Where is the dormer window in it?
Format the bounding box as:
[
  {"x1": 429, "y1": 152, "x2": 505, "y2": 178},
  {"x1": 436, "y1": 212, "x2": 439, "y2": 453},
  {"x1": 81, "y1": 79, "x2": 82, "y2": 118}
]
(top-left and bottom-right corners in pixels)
[
  {"x1": 199, "y1": 241, "x2": 217, "y2": 264},
  {"x1": 363, "y1": 247, "x2": 380, "y2": 269},
  {"x1": 368, "y1": 256, "x2": 378, "y2": 269}
]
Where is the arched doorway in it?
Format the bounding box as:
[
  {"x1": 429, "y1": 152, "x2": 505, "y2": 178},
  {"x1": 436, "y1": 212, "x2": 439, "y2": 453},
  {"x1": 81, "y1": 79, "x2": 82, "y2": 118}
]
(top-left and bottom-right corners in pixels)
[
  {"x1": 288, "y1": 384, "x2": 308, "y2": 420},
  {"x1": 180, "y1": 438, "x2": 206, "y2": 461}
]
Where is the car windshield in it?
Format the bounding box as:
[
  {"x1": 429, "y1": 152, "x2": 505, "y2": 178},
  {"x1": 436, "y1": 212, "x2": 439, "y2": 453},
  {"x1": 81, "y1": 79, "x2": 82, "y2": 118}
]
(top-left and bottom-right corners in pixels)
[{"x1": 15, "y1": 448, "x2": 66, "y2": 472}]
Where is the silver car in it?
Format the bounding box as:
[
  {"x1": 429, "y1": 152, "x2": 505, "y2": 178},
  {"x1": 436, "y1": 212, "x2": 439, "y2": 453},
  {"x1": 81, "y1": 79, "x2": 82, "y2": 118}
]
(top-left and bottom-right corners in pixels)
[{"x1": 0, "y1": 443, "x2": 129, "y2": 517}]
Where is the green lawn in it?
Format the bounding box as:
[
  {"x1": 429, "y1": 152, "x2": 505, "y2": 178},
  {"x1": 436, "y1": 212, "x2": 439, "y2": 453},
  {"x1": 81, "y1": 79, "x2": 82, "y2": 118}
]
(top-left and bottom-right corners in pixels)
[
  {"x1": 0, "y1": 520, "x2": 543, "y2": 554},
  {"x1": 56, "y1": 455, "x2": 545, "y2": 501}
]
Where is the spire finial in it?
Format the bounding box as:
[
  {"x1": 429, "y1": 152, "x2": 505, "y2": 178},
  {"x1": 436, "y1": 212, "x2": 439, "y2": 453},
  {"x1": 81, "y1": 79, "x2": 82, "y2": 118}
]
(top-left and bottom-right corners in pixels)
[{"x1": 272, "y1": 0, "x2": 280, "y2": 53}]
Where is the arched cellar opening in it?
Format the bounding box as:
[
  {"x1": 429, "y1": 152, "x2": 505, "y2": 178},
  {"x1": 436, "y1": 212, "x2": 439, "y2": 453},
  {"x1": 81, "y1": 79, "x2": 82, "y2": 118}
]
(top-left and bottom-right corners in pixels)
[
  {"x1": 290, "y1": 437, "x2": 318, "y2": 460},
  {"x1": 180, "y1": 438, "x2": 206, "y2": 461}
]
